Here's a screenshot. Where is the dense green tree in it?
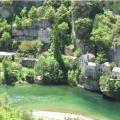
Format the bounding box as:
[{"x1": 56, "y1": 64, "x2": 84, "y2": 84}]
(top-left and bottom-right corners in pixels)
[
  {"x1": 28, "y1": 6, "x2": 37, "y2": 20},
  {"x1": 52, "y1": 23, "x2": 68, "y2": 83},
  {"x1": 35, "y1": 55, "x2": 64, "y2": 84},
  {"x1": 75, "y1": 18, "x2": 92, "y2": 41},
  {"x1": 2, "y1": 60, "x2": 22, "y2": 85},
  {"x1": 56, "y1": 4, "x2": 70, "y2": 23},
  {"x1": 58, "y1": 22, "x2": 70, "y2": 53},
  {"x1": 20, "y1": 7, "x2": 27, "y2": 18},
  {"x1": 1, "y1": 31, "x2": 10, "y2": 41},
  {"x1": 43, "y1": 0, "x2": 62, "y2": 9},
  {"x1": 90, "y1": 11, "x2": 115, "y2": 54},
  {"x1": 95, "y1": 52, "x2": 106, "y2": 64},
  {"x1": 44, "y1": 6, "x2": 55, "y2": 23}
]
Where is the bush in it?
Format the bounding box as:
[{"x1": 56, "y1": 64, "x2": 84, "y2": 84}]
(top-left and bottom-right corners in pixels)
[
  {"x1": 35, "y1": 55, "x2": 65, "y2": 84},
  {"x1": 0, "y1": 72, "x2": 4, "y2": 85},
  {"x1": 12, "y1": 40, "x2": 21, "y2": 51},
  {"x1": 64, "y1": 56, "x2": 81, "y2": 86},
  {"x1": 73, "y1": 49, "x2": 81, "y2": 57},
  {"x1": 0, "y1": 93, "x2": 33, "y2": 120},
  {"x1": 21, "y1": 18, "x2": 32, "y2": 28},
  {"x1": 25, "y1": 69, "x2": 35, "y2": 84},
  {"x1": 68, "y1": 70, "x2": 78, "y2": 86},
  {"x1": 2, "y1": 60, "x2": 22, "y2": 85},
  {"x1": 28, "y1": 6, "x2": 38, "y2": 20},
  {"x1": 99, "y1": 75, "x2": 120, "y2": 95},
  {"x1": 19, "y1": 40, "x2": 43, "y2": 55}
]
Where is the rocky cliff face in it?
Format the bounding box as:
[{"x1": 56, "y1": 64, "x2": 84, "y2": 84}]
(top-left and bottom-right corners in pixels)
[
  {"x1": 79, "y1": 77, "x2": 100, "y2": 91},
  {"x1": 0, "y1": 4, "x2": 13, "y2": 18},
  {"x1": 12, "y1": 20, "x2": 52, "y2": 43}
]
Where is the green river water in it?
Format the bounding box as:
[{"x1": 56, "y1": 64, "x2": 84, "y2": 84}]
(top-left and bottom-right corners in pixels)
[{"x1": 0, "y1": 85, "x2": 119, "y2": 120}]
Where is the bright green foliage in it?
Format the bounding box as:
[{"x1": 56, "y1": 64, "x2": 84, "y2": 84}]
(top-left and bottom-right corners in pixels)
[
  {"x1": 20, "y1": 7, "x2": 27, "y2": 18},
  {"x1": 0, "y1": 0, "x2": 13, "y2": 5},
  {"x1": 0, "y1": 72, "x2": 4, "y2": 85},
  {"x1": 1, "y1": 31, "x2": 10, "y2": 41},
  {"x1": 73, "y1": 49, "x2": 81, "y2": 58},
  {"x1": 25, "y1": 69, "x2": 35, "y2": 84},
  {"x1": 52, "y1": 24, "x2": 68, "y2": 82},
  {"x1": 100, "y1": 75, "x2": 120, "y2": 96},
  {"x1": 58, "y1": 22, "x2": 70, "y2": 52},
  {"x1": 28, "y1": 6, "x2": 38, "y2": 19},
  {"x1": 35, "y1": 55, "x2": 64, "y2": 84},
  {"x1": 75, "y1": 18, "x2": 92, "y2": 31},
  {"x1": 19, "y1": 40, "x2": 43, "y2": 55},
  {"x1": 21, "y1": 18, "x2": 32, "y2": 28},
  {"x1": 68, "y1": 70, "x2": 78, "y2": 87},
  {"x1": 90, "y1": 11, "x2": 116, "y2": 54},
  {"x1": 19, "y1": 67, "x2": 35, "y2": 84},
  {"x1": 0, "y1": 93, "x2": 33, "y2": 120},
  {"x1": 44, "y1": 6, "x2": 55, "y2": 23},
  {"x1": 14, "y1": 15, "x2": 21, "y2": 27},
  {"x1": 0, "y1": 31, "x2": 11, "y2": 50},
  {"x1": 0, "y1": 20, "x2": 10, "y2": 33},
  {"x1": 43, "y1": 0, "x2": 62, "y2": 9},
  {"x1": 56, "y1": 4, "x2": 70, "y2": 23},
  {"x1": 95, "y1": 52, "x2": 106, "y2": 64},
  {"x1": 64, "y1": 56, "x2": 81, "y2": 86},
  {"x1": 75, "y1": 18, "x2": 92, "y2": 44},
  {"x1": 37, "y1": 6, "x2": 45, "y2": 19},
  {"x1": 2, "y1": 60, "x2": 22, "y2": 85}
]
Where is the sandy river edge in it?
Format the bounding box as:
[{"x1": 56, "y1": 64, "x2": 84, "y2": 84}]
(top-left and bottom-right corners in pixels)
[{"x1": 32, "y1": 111, "x2": 93, "y2": 120}]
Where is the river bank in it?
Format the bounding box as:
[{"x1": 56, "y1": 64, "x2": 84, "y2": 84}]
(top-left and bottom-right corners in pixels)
[{"x1": 32, "y1": 111, "x2": 93, "y2": 120}]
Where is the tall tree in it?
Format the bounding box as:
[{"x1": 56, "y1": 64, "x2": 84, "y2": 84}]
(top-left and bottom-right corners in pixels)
[{"x1": 51, "y1": 23, "x2": 68, "y2": 83}]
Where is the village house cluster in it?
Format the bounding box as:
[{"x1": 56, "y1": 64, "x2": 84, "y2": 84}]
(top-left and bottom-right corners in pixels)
[{"x1": 79, "y1": 53, "x2": 120, "y2": 80}]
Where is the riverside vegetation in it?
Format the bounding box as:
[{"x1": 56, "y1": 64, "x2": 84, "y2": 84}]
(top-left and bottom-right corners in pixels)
[{"x1": 0, "y1": 0, "x2": 120, "y2": 120}]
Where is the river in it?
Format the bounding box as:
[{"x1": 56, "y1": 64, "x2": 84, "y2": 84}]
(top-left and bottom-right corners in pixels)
[{"x1": 0, "y1": 85, "x2": 119, "y2": 120}]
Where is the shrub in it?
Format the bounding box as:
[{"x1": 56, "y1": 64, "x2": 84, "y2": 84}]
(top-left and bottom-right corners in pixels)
[
  {"x1": 21, "y1": 18, "x2": 32, "y2": 28},
  {"x1": 0, "y1": 93, "x2": 33, "y2": 120},
  {"x1": 1, "y1": 31, "x2": 10, "y2": 41},
  {"x1": 25, "y1": 69, "x2": 35, "y2": 84},
  {"x1": 28, "y1": 6, "x2": 38, "y2": 20},
  {"x1": 73, "y1": 49, "x2": 81, "y2": 57},
  {"x1": 64, "y1": 56, "x2": 81, "y2": 86},
  {"x1": 12, "y1": 40, "x2": 21, "y2": 51},
  {"x1": 0, "y1": 72, "x2": 4, "y2": 85},
  {"x1": 35, "y1": 55, "x2": 64, "y2": 84},
  {"x1": 68, "y1": 70, "x2": 78, "y2": 86},
  {"x1": 19, "y1": 40, "x2": 43, "y2": 55},
  {"x1": 2, "y1": 60, "x2": 22, "y2": 85}
]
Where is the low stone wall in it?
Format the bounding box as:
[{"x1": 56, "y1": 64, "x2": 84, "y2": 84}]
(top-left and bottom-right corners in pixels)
[{"x1": 21, "y1": 58, "x2": 38, "y2": 68}]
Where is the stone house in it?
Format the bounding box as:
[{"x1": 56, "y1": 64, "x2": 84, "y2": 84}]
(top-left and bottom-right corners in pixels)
[
  {"x1": 112, "y1": 67, "x2": 120, "y2": 79},
  {"x1": 113, "y1": 46, "x2": 120, "y2": 67},
  {"x1": 79, "y1": 53, "x2": 95, "y2": 72},
  {"x1": 85, "y1": 62, "x2": 98, "y2": 79},
  {"x1": 100, "y1": 62, "x2": 110, "y2": 73}
]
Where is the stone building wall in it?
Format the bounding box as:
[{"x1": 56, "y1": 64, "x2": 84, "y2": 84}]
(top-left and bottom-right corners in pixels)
[{"x1": 113, "y1": 46, "x2": 120, "y2": 67}]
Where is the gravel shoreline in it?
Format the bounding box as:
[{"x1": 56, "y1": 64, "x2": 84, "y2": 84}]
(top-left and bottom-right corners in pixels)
[{"x1": 32, "y1": 111, "x2": 93, "y2": 120}]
